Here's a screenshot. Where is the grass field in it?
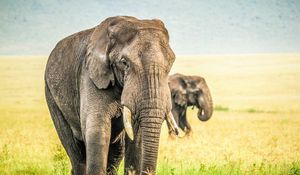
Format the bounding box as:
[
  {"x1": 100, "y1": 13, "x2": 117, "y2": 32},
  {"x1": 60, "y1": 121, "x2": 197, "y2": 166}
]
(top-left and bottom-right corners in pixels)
[{"x1": 0, "y1": 54, "x2": 300, "y2": 175}]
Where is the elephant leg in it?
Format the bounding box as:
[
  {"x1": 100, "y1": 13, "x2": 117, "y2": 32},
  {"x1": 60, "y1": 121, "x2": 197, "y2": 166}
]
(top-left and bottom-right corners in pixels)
[
  {"x1": 185, "y1": 121, "x2": 192, "y2": 136},
  {"x1": 107, "y1": 116, "x2": 125, "y2": 174},
  {"x1": 178, "y1": 109, "x2": 192, "y2": 135},
  {"x1": 85, "y1": 114, "x2": 111, "y2": 175},
  {"x1": 45, "y1": 85, "x2": 86, "y2": 175},
  {"x1": 107, "y1": 133, "x2": 125, "y2": 175}
]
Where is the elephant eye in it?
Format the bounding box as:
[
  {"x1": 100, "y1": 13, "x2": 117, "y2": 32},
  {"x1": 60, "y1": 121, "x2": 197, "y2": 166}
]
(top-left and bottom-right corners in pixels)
[{"x1": 119, "y1": 57, "x2": 129, "y2": 69}]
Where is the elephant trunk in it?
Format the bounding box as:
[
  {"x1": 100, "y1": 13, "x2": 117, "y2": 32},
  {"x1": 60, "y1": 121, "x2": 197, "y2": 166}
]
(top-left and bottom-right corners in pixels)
[
  {"x1": 138, "y1": 70, "x2": 167, "y2": 174},
  {"x1": 123, "y1": 64, "x2": 170, "y2": 174},
  {"x1": 139, "y1": 108, "x2": 163, "y2": 174},
  {"x1": 197, "y1": 85, "x2": 213, "y2": 121}
]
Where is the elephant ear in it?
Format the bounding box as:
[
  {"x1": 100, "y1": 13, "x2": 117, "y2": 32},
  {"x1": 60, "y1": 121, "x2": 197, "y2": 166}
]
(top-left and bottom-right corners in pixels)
[
  {"x1": 86, "y1": 16, "x2": 138, "y2": 89},
  {"x1": 169, "y1": 74, "x2": 188, "y2": 106},
  {"x1": 86, "y1": 18, "x2": 115, "y2": 89}
]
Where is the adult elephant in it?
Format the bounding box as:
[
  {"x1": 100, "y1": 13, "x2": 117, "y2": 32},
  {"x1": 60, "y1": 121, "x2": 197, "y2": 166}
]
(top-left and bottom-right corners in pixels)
[
  {"x1": 45, "y1": 16, "x2": 178, "y2": 175},
  {"x1": 167, "y1": 73, "x2": 213, "y2": 137}
]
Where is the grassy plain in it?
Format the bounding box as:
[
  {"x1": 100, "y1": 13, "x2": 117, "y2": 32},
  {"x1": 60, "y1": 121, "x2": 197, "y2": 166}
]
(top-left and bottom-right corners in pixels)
[{"x1": 0, "y1": 54, "x2": 300, "y2": 174}]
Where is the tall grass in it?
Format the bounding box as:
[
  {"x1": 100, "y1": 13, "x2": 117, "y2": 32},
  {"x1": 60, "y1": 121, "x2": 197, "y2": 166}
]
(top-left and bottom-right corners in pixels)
[{"x1": 1, "y1": 55, "x2": 300, "y2": 174}]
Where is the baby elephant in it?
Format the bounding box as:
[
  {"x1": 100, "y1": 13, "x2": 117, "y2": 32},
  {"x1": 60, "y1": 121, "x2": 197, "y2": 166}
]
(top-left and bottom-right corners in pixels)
[{"x1": 168, "y1": 73, "x2": 213, "y2": 136}]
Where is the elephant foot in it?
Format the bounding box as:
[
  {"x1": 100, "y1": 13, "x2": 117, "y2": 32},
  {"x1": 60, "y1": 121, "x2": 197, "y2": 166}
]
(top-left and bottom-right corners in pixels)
[
  {"x1": 185, "y1": 130, "x2": 193, "y2": 138},
  {"x1": 183, "y1": 128, "x2": 193, "y2": 138},
  {"x1": 168, "y1": 131, "x2": 178, "y2": 140}
]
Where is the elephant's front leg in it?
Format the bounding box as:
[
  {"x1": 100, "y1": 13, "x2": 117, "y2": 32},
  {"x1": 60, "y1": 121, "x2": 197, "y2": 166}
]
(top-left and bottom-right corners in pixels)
[
  {"x1": 85, "y1": 114, "x2": 111, "y2": 175},
  {"x1": 179, "y1": 110, "x2": 192, "y2": 136}
]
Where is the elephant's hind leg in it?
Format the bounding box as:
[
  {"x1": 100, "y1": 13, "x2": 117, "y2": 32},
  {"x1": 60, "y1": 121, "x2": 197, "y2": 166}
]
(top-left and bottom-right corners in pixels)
[{"x1": 45, "y1": 84, "x2": 86, "y2": 175}]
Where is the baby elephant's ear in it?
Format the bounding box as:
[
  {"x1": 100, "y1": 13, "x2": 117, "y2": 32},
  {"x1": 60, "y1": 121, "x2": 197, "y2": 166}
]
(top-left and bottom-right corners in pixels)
[{"x1": 85, "y1": 18, "x2": 116, "y2": 89}]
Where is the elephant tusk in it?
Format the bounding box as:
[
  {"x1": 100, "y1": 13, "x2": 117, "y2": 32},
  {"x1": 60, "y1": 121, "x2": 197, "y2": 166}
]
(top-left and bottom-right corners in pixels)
[
  {"x1": 166, "y1": 112, "x2": 179, "y2": 136},
  {"x1": 169, "y1": 128, "x2": 186, "y2": 138},
  {"x1": 176, "y1": 127, "x2": 187, "y2": 138},
  {"x1": 123, "y1": 106, "x2": 134, "y2": 141}
]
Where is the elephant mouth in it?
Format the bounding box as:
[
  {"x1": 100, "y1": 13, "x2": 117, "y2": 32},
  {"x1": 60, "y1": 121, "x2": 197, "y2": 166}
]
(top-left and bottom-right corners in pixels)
[{"x1": 192, "y1": 105, "x2": 205, "y2": 116}]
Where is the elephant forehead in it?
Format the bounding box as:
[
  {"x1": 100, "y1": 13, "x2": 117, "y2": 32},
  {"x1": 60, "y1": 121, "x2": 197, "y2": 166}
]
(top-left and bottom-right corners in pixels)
[
  {"x1": 135, "y1": 19, "x2": 167, "y2": 32},
  {"x1": 121, "y1": 38, "x2": 169, "y2": 67},
  {"x1": 111, "y1": 17, "x2": 168, "y2": 38},
  {"x1": 187, "y1": 87, "x2": 202, "y2": 95}
]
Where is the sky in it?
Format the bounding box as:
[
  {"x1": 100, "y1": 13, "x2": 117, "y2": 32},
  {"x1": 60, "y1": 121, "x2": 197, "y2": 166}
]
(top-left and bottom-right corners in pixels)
[{"x1": 0, "y1": 0, "x2": 300, "y2": 55}]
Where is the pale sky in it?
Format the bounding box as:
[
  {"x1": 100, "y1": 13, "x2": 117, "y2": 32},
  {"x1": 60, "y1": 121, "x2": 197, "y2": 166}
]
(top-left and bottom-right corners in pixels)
[{"x1": 0, "y1": 0, "x2": 300, "y2": 55}]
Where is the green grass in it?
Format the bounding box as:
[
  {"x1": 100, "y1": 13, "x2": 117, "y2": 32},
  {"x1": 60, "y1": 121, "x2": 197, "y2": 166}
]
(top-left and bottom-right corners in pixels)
[
  {"x1": 1, "y1": 55, "x2": 300, "y2": 174},
  {"x1": 214, "y1": 105, "x2": 230, "y2": 112},
  {"x1": 157, "y1": 160, "x2": 300, "y2": 175}
]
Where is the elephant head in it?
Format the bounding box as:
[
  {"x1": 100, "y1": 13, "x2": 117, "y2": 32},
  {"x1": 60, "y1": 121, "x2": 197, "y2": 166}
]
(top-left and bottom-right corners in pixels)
[
  {"x1": 169, "y1": 73, "x2": 213, "y2": 133},
  {"x1": 86, "y1": 16, "x2": 176, "y2": 174},
  {"x1": 186, "y1": 76, "x2": 213, "y2": 121}
]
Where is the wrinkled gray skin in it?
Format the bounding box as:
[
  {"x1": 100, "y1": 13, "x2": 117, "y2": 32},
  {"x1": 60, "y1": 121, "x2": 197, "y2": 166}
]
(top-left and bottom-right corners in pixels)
[
  {"x1": 45, "y1": 16, "x2": 175, "y2": 175},
  {"x1": 168, "y1": 73, "x2": 213, "y2": 136}
]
